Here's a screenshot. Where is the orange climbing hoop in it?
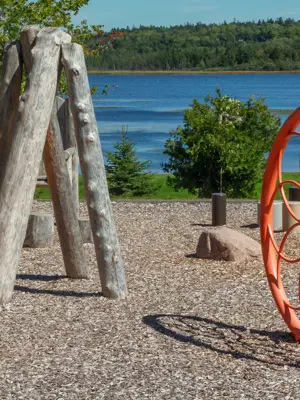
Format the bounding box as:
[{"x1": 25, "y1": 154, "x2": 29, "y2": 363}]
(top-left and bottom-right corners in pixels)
[{"x1": 261, "y1": 107, "x2": 300, "y2": 341}]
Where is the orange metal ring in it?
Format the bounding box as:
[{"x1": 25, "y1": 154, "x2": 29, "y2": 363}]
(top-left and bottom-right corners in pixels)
[{"x1": 261, "y1": 107, "x2": 300, "y2": 341}]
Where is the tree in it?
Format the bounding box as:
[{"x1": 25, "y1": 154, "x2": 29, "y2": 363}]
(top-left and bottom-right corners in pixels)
[
  {"x1": 105, "y1": 126, "x2": 159, "y2": 197},
  {"x1": 0, "y1": 1, "x2": 124, "y2": 94},
  {"x1": 0, "y1": 1, "x2": 98, "y2": 60},
  {"x1": 0, "y1": 1, "x2": 99, "y2": 96},
  {"x1": 84, "y1": 18, "x2": 300, "y2": 72},
  {"x1": 163, "y1": 88, "x2": 281, "y2": 198}
]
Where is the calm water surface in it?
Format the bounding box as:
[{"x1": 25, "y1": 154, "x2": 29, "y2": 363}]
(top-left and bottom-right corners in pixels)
[{"x1": 89, "y1": 74, "x2": 300, "y2": 172}]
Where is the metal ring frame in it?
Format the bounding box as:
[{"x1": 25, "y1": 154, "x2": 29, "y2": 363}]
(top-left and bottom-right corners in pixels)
[{"x1": 261, "y1": 107, "x2": 300, "y2": 341}]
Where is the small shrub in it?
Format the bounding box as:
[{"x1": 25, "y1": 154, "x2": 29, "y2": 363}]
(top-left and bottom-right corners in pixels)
[{"x1": 105, "y1": 126, "x2": 159, "y2": 197}]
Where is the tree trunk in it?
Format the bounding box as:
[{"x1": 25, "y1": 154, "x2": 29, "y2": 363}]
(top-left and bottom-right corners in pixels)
[
  {"x1": 0, "y1": 40, "x2": 22, "y2": 187},
  {"x1": 62, "y1": 43, "x2": 128, "y2": 299},
  {"x1": 43, "y1": 109, "x2": 89, "y2": 278},
  {"x1": 0, "y1": 27, "x2": 71, "y2": 306}
]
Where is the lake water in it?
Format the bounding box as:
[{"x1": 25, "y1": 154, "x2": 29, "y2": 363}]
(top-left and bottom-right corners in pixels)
[{"x1": 89, "y1": 73, "x2": 300, "y2": 173}]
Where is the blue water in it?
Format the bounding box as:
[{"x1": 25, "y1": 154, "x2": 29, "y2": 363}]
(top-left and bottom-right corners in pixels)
[{"x1": 89, "y1": 74, "x2": 300, "y2": 172}]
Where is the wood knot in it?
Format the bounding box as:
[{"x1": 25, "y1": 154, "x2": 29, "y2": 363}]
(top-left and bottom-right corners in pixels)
[
  {"x1": 105, "y1": 245, "x2": 112, "y2": 253},
  {"x1": 87, "y1": 182, "x2": 94, "y2": 192},
  {"x1": 72, "y1": 66, "x2": 80, "y2": 76},
  {"x1": 77, "y1": 103, "x2": 85, "y2": 112},
  {"x1": 86, "y1": 134, "x2": 95, "y2": 144}
]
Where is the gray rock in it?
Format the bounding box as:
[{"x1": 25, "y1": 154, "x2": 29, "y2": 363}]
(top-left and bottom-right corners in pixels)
[{"x1": 196, "y1": 226, "x2": 261, "y2": 262}]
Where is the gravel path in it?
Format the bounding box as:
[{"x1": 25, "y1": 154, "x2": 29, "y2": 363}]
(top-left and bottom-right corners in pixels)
[{"x1": 1, "y1": 201, "x2": 300, "y2": 399}]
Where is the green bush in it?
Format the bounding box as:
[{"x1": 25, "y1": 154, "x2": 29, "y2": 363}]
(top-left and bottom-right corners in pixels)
[{"x1": 163, "y1": 88, "x2": 281, "y2": 198}]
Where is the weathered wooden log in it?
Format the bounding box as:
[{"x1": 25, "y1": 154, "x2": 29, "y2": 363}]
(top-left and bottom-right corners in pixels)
[
  {"x1": 37, "y1": 125, "x2": 76, "y2": 187},
  {"x1": 52, "y1": 97, "x2": 79, "y2": 215},
  {"x1": 23, "y1": 213, "x2": 54, "y2": 248},
  {"x1": 78, "y1": 217, "x2": 93, "y2": 244},
  {"x1": 56, "y1": 96, "x2": 67, "y2": 144},
  {"x1": 0, "y1": 40, "x2": 22, "y2": 187},
  {"x1": 20, "y1": 25, "x2": 39, "y2": 74},
  {"x1": 0, "y1": 27, "x2": 71, "y2": 306},
  {"x1": 64, "y1": 147, "x2": 75, "y2": 185},
  {"x1": 43, "y1": 110, "x2": 89, "y2": 278},
  {"x1": 64, "y1": 147, "x2": 76, "y2": 160},
  {"x1": 21, "y1": 31, "x2": 88, "y2": 279},
  {"x1": 65, "y1": 98, "x2": 79, "y2": 216},
  {"x1": 62, "y1": 43, "x2": 128, "y2": 299}
]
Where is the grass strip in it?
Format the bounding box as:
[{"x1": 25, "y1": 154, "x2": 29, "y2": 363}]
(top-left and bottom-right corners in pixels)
[{"x1": 34, "y1": 172, "x2": 300, "y2": 201}]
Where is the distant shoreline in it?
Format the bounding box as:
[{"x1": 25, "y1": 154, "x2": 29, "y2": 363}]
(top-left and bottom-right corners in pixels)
[
  {"x1": 88, "y1": 70, "x2": 300, "y2": 75},
  {"x1": 270, "y1": 109, "x2": 294, "y2": 114},
  {"x1": 94, "y1": 106, "x2": 294, "y2": 115}
]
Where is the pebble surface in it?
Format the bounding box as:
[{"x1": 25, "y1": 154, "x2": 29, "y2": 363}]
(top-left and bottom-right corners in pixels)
[{"x1": 1, "y1": 200, "x2": 300, "y2": 400}]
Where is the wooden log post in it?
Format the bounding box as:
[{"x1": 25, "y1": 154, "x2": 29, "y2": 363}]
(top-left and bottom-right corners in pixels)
[
  {"x1": 36, "y1": 97, "x2": 76, "y2": 191},
  {"x1": 78, "y1": 217, "x2": 93, "y2": 244},
  {"x1": 0, "y1": 40, "x2": 22, "y2": 187},
  {"x1": 0, "y1": 27, "x2": 71, "y2": 306},
  {"x1": 62, "y1": 43, "x2": 128, "y2": 299},
  {"x1": 43, "y1": 111, "x2": 89, "y2": 278},
  {"x1": 57, "y1": 96, "x2": 80, "y2": 216},
  {"x1": 21, "y1": 29, "x2": 88, "y2": 279},
  {"x1": 65, "y1": 98, "x2": 80, "y2": 216},
  {"x1": 23, "y1": 213, "x2": 54, "y2": 248},
  {"x1": 64, "y1": 147, "x2": 75, "y2": 185}
]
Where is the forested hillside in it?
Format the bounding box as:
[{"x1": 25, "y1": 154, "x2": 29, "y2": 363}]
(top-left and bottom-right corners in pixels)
[{"x1": 85, "y1": 18, "x2": 300, "y2": 71}]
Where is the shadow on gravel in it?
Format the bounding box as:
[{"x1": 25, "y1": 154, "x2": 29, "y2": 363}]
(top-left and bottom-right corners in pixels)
[
  {"x1": 14, "y1": 285, "x2": 103, "y2": 298},
  {"x1": 185, "y1": 253, "x2": 198, "y2": 259},
  {"x1": 143, "y1": 314, "x2": 300, "y2": 368},
  {"x1": 17, "y1": 274, "x2": 66, "y2": 282},
  {"x1": 240, "y1": 223, "x2": 259, "y2": 229},
  {"x1": 190, "y1": 223, "x2": 212, "y2": 227}
]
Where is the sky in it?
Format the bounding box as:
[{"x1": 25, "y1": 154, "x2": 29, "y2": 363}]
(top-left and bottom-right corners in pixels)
[{"x1": 72, "y1": 0, "x2": 300, "y2": 31}]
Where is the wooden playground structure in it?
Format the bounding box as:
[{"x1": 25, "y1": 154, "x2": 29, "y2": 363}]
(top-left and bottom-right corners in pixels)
[
  {"x1": 3, "y1": 25, "x2": 300, "y2": 345},
  {"x1": 0, "y1": 26, "x2": 127, "y2": 306}
]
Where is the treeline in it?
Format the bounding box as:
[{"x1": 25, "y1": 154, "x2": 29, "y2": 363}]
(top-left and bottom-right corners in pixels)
[{"x1": 85, "y1": 18, "x2": 300, "y2": 71}]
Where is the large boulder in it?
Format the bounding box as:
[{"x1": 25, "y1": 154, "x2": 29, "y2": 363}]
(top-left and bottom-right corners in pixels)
[{"x1": 196, "y1": 227, "x2": 261, "y2": 262}]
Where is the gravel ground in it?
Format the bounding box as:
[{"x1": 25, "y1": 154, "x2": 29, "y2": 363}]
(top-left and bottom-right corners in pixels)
[{"x1": 1, "y1": 200, "x2": 300, "y2": 399}]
